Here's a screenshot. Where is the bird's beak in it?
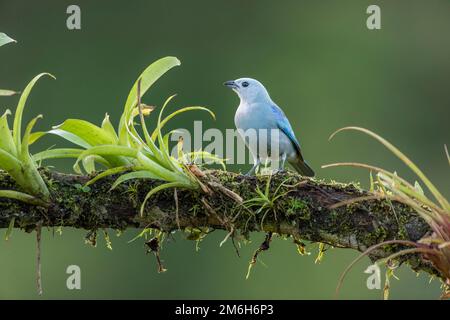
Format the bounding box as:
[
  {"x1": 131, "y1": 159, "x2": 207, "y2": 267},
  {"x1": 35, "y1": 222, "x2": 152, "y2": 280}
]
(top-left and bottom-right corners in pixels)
[{"x1": 223, "y1": 80, "x2": 238, "y2": 89}]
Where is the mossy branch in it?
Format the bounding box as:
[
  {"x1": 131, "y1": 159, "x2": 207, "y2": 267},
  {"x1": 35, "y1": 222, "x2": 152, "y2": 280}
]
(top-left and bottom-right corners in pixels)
[{"x1": 0, "y1": 168, "x2": 439, "y2": 278}]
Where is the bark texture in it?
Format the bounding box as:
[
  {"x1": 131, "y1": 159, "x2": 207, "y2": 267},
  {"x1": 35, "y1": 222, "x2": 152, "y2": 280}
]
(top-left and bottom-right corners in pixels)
[{"x1": 0, "y1": 168, "x2": 439, "y2": 278}]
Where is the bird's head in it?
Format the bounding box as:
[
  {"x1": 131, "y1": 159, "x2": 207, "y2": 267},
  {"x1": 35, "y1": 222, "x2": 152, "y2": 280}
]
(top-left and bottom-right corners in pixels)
[{"x1": 224, "y1": 78, "x2": 271, "y2": 104}]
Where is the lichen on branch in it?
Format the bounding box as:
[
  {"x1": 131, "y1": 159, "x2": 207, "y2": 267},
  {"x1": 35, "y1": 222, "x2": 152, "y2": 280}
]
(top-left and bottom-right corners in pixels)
[{"x1": 0, "y1": 168, "x2": 438, "y2": 279}]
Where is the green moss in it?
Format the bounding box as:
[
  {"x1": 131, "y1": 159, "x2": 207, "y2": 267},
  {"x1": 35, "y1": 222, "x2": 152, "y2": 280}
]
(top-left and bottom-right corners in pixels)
[
  {"x1": 285, "y1": 198, "x2": 310, "y2": 220},
  {"x1": 363, "y1": 225, "x2": 388, "y2": 244},
  {"x1": 189, "y1": 204, "x2": 201, "y2": 216}
]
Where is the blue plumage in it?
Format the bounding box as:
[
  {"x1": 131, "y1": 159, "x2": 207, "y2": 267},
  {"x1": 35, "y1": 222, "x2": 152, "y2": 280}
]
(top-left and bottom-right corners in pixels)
[
  {"x1": 270, "y1": 105, "x2": 302, "y2": 157},
  {"x1": 224, "y1": 78, "x2": 314, "y2": 176}
]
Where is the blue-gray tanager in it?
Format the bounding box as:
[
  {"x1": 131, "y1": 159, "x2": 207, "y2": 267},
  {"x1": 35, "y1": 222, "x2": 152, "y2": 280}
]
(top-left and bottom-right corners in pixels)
[{"x1": 224, "y1": 78, "x2": 314, "y2": 176}]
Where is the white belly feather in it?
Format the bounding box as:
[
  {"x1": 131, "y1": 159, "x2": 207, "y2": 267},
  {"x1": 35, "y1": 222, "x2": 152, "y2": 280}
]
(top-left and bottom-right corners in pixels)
[{"x1": 234, "y1": 102, "x2": 297, "y2": 162}]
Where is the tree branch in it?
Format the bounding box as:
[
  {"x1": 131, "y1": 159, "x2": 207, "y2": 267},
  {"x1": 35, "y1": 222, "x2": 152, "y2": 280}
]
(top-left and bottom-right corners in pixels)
[{"x1": 0, "y1": 168, "x2": 439, "y2": 279}]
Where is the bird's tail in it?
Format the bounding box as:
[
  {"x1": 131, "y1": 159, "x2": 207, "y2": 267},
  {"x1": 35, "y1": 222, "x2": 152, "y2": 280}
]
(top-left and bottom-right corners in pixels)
[{"x1": 289, "y1": 158, "x2": 315, "y2": 177}]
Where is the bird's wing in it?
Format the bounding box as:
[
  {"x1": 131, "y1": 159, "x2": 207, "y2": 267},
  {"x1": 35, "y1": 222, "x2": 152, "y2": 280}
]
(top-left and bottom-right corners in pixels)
[{"x1": 270, "y1": 104, "x2": 304, "y2": 161}]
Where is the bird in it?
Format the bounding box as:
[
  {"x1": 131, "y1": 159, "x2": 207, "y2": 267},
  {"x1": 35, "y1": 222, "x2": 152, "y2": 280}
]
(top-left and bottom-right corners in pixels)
[{"x1": 224, "y1": 77, "x2": 314, "y2": 177}]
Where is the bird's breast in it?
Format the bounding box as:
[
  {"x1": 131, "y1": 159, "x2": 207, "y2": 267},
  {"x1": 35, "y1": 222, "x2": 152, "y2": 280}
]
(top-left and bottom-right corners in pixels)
[{"x1": 234, "y1": 103, "x2": 275, "y2": 131}]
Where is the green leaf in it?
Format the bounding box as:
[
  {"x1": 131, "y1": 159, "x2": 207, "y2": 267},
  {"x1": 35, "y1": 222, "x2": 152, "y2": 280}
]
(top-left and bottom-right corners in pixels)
[
  {"x1": 0, "y1": 33, "x2": 16, "y2": 47},
  {"x1": 135, "y1": 150, "x2": 184, "y2": 182},
  {"x1": 21, "y1": 155, "x2": 50, "y2": 200},
  {"x1": 85, "y1": 165, "x2": 135, "y2": 186},
  {"x1": 74, "y1": 183, "x2": 91, "y2": 193},
  {"x1": 111, "y1": 170, "x2": 160, "y2": 190},
  {"x1": 125, "y1": 121, "x2": 147, "y2": 149},
  {"x1": 74, "y1": 145, "x2": 139, "y2": 173},
  {"x1": 33, "y1": 148, "x2": 84, "y2": 161},
  {"x1": 5, "y1": 217, "x2": 15, "y2": 241},
  {"x1": 162, "y1": 132, "x2": 171, "y2": 151},
  {"x1": 0, "y1": 148, "x2": 25, "y2": 184},
  {"x1": 127, "y1": 228, "x2": 152, "y2": 243},
  {"x1": 86, "y1": 155, "x2": 111, "y2": 169},
  {"x1": 53, "y1": 119, "x2": 116, "y2": 147},
  {"x1": 135, "y1": 79, "x2": 154, "y2": 150},
  {"x1": 140, "y1": 182, "x2": 185, "y2": 216},
  {"x1": 0, "y1": 147, "x2": 49, "y2": 200},
  {"x1": 45, "y1": 129, "x2": 91, "y2": 148},
  {"x1": 131, "y1": 80, "x2": 164, "y2": 166},
  {"x1": 156, "y1": 95, "x2": 176, "y2": 147},
  {"x1": 151, "y1": 106, "x2": 215, "y2": 141},
  {"x1": 28, "y1": 131, "x2": 47, "y2": 145},
  {"x1": 77, "y1": 145, "x2": 139, "y2": 160},
  {"x1": 0, "y1": 89, "x2": 18, "y2": 96},
  {"x1": 186, "y1": 151, "x2": 226, "y2": 170},
  {"x1": 19, "y1": 117, "x2": 50, "y2": 198},
  {"x1": 119, "y1": 57, "x2": 181, "y2": 144},
  {"x1": 20, "y1": 115, "x2": 42, "y2": 158},
  {"x1": 13, "y1": 73, "x2": 55, "y2": 148},
  {"x1": 155, "y1": 95, "x2": 182, "y2": 173},
  {"x1": 329, "y1": 127, "x2": 450, "y2": 211},
  {"x1": 101, "y1": 113, "x2": 119, "y2": 143},
  {"x1": 81, "y1": 155, "x2": 96, "y2": 174},
  {"x1": 414, "y1": 181, "x2": 424, "y2": 196},
  {"x1": 0, "y1": 190, "x2": 47, "y2": 207},
  {"x1": 16, "y1": 114, "x2": 50, "y2": 199},
  {"x1": 124, "y1": 56, "x2": 180, "y2": 117},
  {"x1": 0, "y1": 109, "x2": 17, "y2": 156}
]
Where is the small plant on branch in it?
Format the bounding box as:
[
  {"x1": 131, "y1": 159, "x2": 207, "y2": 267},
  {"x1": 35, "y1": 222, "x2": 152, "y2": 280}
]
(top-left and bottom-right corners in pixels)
[
  {"x1": 32, "y1": 56, "x2": 220, "y2": 215},
  {"x1": 0, "y1": 73, "x2": 54, "y2": 206},
  {"x1": 323, "y1": 126, "x2": 450, "y2": 298}
]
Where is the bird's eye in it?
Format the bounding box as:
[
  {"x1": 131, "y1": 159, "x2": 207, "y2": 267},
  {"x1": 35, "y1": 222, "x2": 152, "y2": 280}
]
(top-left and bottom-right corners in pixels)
[{"x1": 241, "y1": 81, "x2": 249, "y2": 87}]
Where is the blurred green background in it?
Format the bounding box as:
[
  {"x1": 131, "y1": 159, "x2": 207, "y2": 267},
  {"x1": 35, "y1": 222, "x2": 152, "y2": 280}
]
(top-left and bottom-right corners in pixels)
[{"x1": 0, "y1": 0, "x2": 449, "y2": 299}]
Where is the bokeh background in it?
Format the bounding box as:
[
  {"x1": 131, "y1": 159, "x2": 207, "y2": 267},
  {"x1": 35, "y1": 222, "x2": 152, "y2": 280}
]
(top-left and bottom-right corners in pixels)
[{"x1": 0, "y1": 0, "x2": 449, "y2": 299}]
